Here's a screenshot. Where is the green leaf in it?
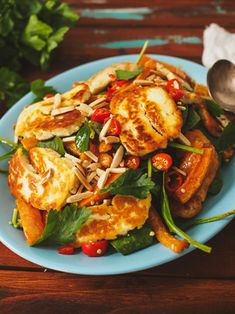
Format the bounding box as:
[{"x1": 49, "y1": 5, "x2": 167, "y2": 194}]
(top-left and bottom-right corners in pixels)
[
  {"x1": 22, "y1": 15, "x2": 53, "y2": 51},
  {"x1": 115, "y1": 66, "x2": 144, "y2": 81},
  {"x1": 205, "y1": 99, "x2": 224, "y2": 117},
  {"x1": 168, "y1": 142, "x2": 204, "y2": 154},
  {"x1": 75, "y1": 121, "x2": 91, "y2": 153},
  {"x1": 0, "y1": 149, "x2": 17, "y2": 161},
  {"x1": 34, "y1": 205, "x2": 91, "y2": 245},
  {"x1": 30, "y1": 79, "x2": 57, "y2": 103},
  {"x1": 183, "y1": 107, "x2": 200, "y2": 131},
  {"x1": 208, "y1": 167, "x2": 223, "y2": 195},
  {"x1": 0, "y1": 67, "x2": 29, "y2": 107},
  {"x1": 47, "y1": 26, "x2": 69, "y2": 53},
  {"x1": 101, "y1": 168, "x2": 155, "y2": 199},
  {"x1": 161, "y1": 173, "x2": 212, "y2": 253},
  {"x1": 218, "y1": 122, "x2": 235, "y2": 152},
  {"x1": 111, "y1": 223, "x2": 154, "y2": 255},
  {"x1": 37, "y1": 136, "x2": 65, "y2": 156}
]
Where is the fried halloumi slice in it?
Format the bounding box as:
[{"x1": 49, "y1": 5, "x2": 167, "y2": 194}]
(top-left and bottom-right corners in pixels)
[
  {"x1": 87, "y1": 62, "x2": 139, "y2": 94},
  {"x1": 15, "y1": 83, "x2": 89, "y2": 140},
  {"x1": 110, "y1": 86, "x2": 182, "y2": 156},
  {"x1": 74, "y1": 194, "x2": 151, "y2": 246},
  {"x1": 8, "y1": 147, "x2": 78, "y2": 211}
]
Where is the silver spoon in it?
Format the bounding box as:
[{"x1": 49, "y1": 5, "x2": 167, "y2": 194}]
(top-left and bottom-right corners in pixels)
[{"x1": 207, "y1": 59, "x2": 235, "y2": 113}]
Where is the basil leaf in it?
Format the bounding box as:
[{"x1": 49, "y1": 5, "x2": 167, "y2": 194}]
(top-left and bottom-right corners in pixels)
[
  {"x1": 183, "y1": 107, "x2": 200, "y2": 131},
  {"x1": 218, "y1": 122, "x2": 235, "y2": 152},
  {"x1": 101, "y1": 168, "x2": 155, "y2": 199},
  {"x1": 115, "y1": 66, "x2": 144, "y2": 81},
  {"x1": 75, "y1": 121, "x2": 91, "y2": 152},
  {"x1": 37, "y1": 136, "x2": 65, "y2": 155},
  {"x1": 205, "y1": 99, "x2": 224, "y2": 117},
  {"x1": 34, "y1": 205, "x2": 91, "y2": 245}
]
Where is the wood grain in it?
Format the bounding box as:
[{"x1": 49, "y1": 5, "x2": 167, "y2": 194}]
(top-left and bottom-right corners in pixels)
[{"x1": 0, "y1": 270, "x2": 235, "y2": 314}]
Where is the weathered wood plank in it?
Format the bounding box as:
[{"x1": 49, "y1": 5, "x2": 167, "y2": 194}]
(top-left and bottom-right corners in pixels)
[
  {"x1": 65, "y1": 0, "x2": 235, "y2": 28},
  {"x1": 0, "y1": 270, "x2": 235, "y2": 314}
]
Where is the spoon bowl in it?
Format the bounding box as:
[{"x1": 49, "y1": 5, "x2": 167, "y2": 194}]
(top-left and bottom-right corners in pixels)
[{"x1": 207, "y1": 59, "x2": 235, "y2": 112}]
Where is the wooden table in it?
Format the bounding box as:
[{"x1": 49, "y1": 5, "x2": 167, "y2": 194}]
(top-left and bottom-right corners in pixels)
[{"x1": 1, "y1": 1, "x2": 235, "y2": 313}]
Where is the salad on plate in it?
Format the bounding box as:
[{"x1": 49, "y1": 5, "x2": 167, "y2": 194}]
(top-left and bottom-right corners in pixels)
[{"x1": 1, "y1": 51, "x2": 235, "y2": 258}]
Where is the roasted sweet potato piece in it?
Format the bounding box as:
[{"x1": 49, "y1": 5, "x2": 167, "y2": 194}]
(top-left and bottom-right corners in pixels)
[
  {"x1": 21, "y1": 137, "x2": 38, "y2": 151},
  {"x1": 16, "y1": 197, "x2": 44, "y2": 245},
  {"x1": 171, "y1": 148, "x2": 219, "y2": 218},
  {"x1": 174, "y1": 147, "x2": 213, "y2": 204},
  {"x1": 149, "y1": 208, "x2": 189, "y2": 253}
]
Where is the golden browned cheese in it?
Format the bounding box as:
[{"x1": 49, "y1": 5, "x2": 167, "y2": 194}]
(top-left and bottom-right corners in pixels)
[
  {"x1": 171, "y1": 129, "x2": 219, "y2": 218},
  {"x1": 8, "y1": 147, "x2": 78, "y2": 211},
  {"x1": 110, "y1": 86, "x2": 182, "y2": 156},
  {"x1": 15, "y1": 83, "x2": 89, "y2": 140},
  {"x1": 74, "y1": 194, "x2": 151, "y2": 246}
]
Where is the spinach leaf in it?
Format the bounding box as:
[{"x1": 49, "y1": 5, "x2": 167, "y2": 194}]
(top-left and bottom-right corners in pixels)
[
  {"x1": 218, "y1": 122, "x2": 235, "y2": 152},
  {"x1": 75, "y1": 121, "x2": 91, "y2": 152},
  {"x1": 34, "y1": 205, "x2": 91, "y2": 245},
  {"x1": 161, "y1": 173, "x2": 212, "y2": 253},
  {"x1": 111, "y1": 223, "x2": 154, "y2": 255},
  {"x1": 183, "y1": 107, "x2": 200, "y2": 131},
  {"x1": 101, "y1": 168, "x2": 155, "y2": 199},
  {"x1": 205, "y1": 99, "x2": 224, "y2": 117},
  {"x1": 30, "y1": 79, "x2": 57, "y2": 103},
  {"x1": 115, "y1": 66, "x2": 144, "y2": 81},
  {"x1": 37, "y1": 136, "x2": 65, "y2": 155}
]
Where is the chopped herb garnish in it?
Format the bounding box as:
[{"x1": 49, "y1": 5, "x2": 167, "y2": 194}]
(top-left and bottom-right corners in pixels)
[
  {"x1": 101, "y1": 168, "x2": 155, "y2": 199},
  {"x1": 75, "y1": 121, "x2": 91, "y2": 153},
  {"x1": 37, "y1": 136, "x2": 65, "y2": 156},
  {"x1": 115, "y1": 66, "x2": 144, "y2": 81}
]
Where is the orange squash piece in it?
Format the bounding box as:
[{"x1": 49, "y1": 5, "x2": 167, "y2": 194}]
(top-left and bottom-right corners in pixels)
[
  {"x1": 149, "y1": 208, "x2": 189, "y2": 253},
  {"x1": 16, "y1": 197, "x2": 44, "y2": 245}
]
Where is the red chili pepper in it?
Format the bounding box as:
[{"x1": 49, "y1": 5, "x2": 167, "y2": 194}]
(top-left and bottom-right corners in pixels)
[
  {"x1": 114, "y1": 80, "x2": 128, "y2": 87},
  {"x1": 81, "y1": 240, "x2": 108, "y2": 257},
  {"x1": 58, "y1": 245, "x2": 75, "y2": 255},
  {"x1": 125, "y1": 156, "x2": 140, "y2": 170},
  {"x1": 165, "y1": 170, "x2": 184, "y2": 193},
  {"x1": 104, "y1": 117, "x2": 121, "y2": 136},
  {"x1": 152, "y1": 153, "x2": 173, "y2": 171},
  {"x1": 44, "y1": 93, "x2": 54, "y2": 99},
  {"x1": 166, "y1": 78, "x2": 183, "y2": 102},
  {"x1": 91, "y1": 108, "x2": 111, "y2": 123},
  {"x1": 108, "y1": 73, "x2": 116, "y2": 81}
]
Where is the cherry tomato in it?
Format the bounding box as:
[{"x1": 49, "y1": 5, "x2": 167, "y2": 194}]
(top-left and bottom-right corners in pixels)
[
  {"x1": 81, "y1": 240, "x2": 108, "y2": 257},
  {"x1": 91, "y1": 108, "x2": 111, "y2": 123},
  {"x1": 104, "y1": 117, "x2": 121, "y2": 136},
  {"x1": 58, "y1": 245, "x2": 75, "y2": 255},
  {"x1": 152, "y1": 153, "x2": 173, "y2": 171},
  {"x1": 125, "y1": 156, "x2": 140, "y2": 170},
  {"x1": 166, "y1": 78, "x2": 183, "y2": 102},
  {"x1": 44, "y1": 93, "x2": 54, "y2": 99},
  {"x1": 165, "y1": 170, "x2": 184, "y2": 193}
]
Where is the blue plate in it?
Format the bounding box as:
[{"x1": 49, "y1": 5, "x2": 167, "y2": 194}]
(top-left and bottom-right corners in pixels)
[{"x1": 0, "y1": 55, "x2": 234, "y2": 275}]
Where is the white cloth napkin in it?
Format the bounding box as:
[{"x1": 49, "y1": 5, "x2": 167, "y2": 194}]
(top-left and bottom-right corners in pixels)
[{"x1": 202, "y1": 23, "x2": 235, "y2": 68}]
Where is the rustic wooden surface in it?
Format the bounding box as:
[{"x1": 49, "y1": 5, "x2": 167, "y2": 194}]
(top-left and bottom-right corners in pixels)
[{"x1": 0, "y1": 1, "x2": 235, "y2": 313}]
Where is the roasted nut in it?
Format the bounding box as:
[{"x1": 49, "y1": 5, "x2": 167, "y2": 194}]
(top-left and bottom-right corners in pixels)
[
  {"x1": 98, "y1": 153, "x2": 113, "y2": 169},
  {"x1": 98, "y1": 141, "x2": 112, "y2": 153}
]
